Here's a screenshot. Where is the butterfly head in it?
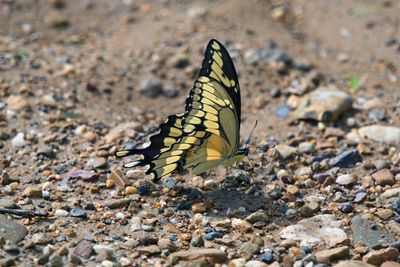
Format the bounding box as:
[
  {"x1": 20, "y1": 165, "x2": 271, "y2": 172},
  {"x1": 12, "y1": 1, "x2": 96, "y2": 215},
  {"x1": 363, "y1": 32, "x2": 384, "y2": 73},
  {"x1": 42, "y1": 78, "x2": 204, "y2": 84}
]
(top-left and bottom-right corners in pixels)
[{"x1": 238, "y1": 148, "x2": 249, "y2": 157}]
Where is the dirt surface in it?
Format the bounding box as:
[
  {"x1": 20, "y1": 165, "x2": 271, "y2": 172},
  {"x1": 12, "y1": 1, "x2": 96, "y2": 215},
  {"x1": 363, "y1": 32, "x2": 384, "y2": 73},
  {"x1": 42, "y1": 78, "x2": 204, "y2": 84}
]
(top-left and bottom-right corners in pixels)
[{"x1": 0, "y1": 0, "x2": 400, "y2": 266}]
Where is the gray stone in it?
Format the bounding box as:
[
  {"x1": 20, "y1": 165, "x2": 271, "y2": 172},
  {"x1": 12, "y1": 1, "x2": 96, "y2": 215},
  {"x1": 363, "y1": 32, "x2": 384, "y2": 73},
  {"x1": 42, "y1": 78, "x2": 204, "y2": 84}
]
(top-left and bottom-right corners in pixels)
[
  {"x1": 358, "y1": 125, "x2": 400, "y2": 143},
  {"x1": 354, "y1": 192, "x2": 367, "y2": 203},
  {"x1": 0, "y1": 215, "x2": 28, "y2": 243},
  {"x1": 298, "y1": 142, "x2": 316, "y2": 153},
  {"x1": 373, "y1": 159, "x2": 390, "y2": 170},
  {"x1": 351, "y1": 215, "x2": 396, "y2": 248},
  {"x1": 0, "y1": 198, "x2": 17, "y2": 209},
  {"x1": 292, "y1": 86, "x2": 353, "y2": 122},
  {"x1": 246, "y1": 211, "x2": 269, "y2": 223},
  {"x1": 49, "y1": 254, "x2": 63, "y2": 267},
  {"x1": 275, "y1": 145, "x2": 298, "y2": 159},
  {"x1": 32, "y1": 233, "x2": 52, "y2": 245},
  {"x1": 238, "y1": 242, "x2": 260, "y2": 257},
  {"x1": 139, "y1": 74, "x2": 163, "y2": 98}
]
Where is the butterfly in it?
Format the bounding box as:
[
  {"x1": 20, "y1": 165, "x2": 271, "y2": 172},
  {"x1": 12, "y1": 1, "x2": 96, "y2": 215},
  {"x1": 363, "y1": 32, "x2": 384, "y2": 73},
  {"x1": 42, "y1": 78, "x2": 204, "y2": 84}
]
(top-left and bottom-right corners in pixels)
[{"x1": 115, "y1": 39, "x2": 248, "y2": 182}]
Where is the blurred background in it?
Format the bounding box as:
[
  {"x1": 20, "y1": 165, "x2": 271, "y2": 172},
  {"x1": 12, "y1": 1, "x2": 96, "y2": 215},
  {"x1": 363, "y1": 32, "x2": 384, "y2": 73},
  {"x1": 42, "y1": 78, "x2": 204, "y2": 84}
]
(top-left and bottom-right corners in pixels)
[{"x1": 1, "y1": 0, "x2": 399, "y2": 141}]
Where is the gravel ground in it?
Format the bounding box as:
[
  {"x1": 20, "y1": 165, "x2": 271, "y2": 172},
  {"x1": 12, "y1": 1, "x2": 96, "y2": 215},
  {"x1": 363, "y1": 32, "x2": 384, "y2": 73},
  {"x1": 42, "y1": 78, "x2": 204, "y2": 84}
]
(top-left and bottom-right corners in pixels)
[{"x1": 0, "y1": 0, "x2": 400, "y2": 266}]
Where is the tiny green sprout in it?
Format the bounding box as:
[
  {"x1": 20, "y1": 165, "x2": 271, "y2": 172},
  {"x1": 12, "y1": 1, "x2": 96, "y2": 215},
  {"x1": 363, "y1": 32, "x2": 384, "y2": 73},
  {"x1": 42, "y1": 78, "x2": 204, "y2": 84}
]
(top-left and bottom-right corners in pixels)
[{"x1": 348, "y1": 75, "x2": 361, "y2": 92}]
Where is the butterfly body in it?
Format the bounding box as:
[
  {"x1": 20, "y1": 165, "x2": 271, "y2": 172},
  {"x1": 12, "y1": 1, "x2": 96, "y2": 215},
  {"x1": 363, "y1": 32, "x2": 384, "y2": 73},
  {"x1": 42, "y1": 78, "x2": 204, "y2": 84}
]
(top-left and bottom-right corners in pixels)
[{"x1": 116, "y1": 39, "x2": 247, "y2": 181}]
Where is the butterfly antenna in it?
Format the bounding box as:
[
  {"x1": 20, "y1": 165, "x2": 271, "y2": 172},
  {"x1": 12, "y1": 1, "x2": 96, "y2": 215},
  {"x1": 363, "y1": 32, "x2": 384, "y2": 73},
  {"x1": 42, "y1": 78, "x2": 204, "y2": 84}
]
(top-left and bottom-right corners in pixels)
[{"x1": 246, "y1": 120, "x2": 258, "y2": 148}]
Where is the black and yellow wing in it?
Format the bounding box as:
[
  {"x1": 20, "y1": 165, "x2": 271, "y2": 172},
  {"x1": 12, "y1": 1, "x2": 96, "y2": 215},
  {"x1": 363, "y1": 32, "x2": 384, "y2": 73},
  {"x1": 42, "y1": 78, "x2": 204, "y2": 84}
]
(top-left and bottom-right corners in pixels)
[{"x1": 116, "y1": 39, "x2": 244, "y2": 181}]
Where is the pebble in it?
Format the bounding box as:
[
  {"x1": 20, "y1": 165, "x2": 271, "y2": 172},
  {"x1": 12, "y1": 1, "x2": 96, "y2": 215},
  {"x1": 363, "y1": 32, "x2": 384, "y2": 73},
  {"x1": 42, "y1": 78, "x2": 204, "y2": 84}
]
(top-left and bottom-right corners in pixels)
[
  {"x1": 335, "y1": 174, "x2": 356, "y2": 185},
  {"x1": 275, "y1": 145, "x2": 298, "y2": 159},
  {"x1": 73, "y1": 240, "x2": 94, "y2": 259},
  {"x1": 142, "y1": 225, "x2": 154, "y2": 232},
  {"x1": 138, "y1": 184, "x2": 150, "y2": 195},
  {"x1": 329, "y1": 149, "x2": 361, "y2": 168},
  {"x1": 139, "y1": 74, "x2": 163, "y2": 98},
  {"x1": 246, "y1": 211, "x2": 269, "y2": 223},
  {"x1": 163, "y1": 177, "x2": 176, "y2": 189},
  {"x1": 0, "y1": 198, "x2": 16, "y2": 209},
  {"x1": 37, "y1": 145, "x2": 56, "y2": 158},
  {"x1": 190, "y1": 236, "x2": 204, "y2": 247},
  {"x1": 372, "y1": 169, "x2": 394, "y2": 186},
  {"x1": 0, "y1": 217, "x2": 28, "y2": 243},
  {"x1": 69, "y1": 207, "x2": 87, "y2": 218},
  {"x1": 259, "y1": 251, "x2": 274, "y2": 263},
  {"x1": 6, "y1": 95, "x2": 30, "y2": 110},
  {"x1": 124, "y1": 186, "x2": 138, "y2": 195},
  {"x1": 292, "y1": 87, "x2": 352, "y2": 122},
  {"x1": 382, "y1": 188, "x2": 400, "y2": 198},
  {"x1": 32, "y1": 233, "x2": 52, "y2": 245},
  {"x1": 340, "y1": 202, "x2": 353, "y2": 213},
  {"x1": 238, "y1": 242, "x2": 260, "y2": 257},
  {"x1": 373, "y1": 159, "x2": 390, "y2": 170},
  {"x1": 230, "y1": 258, "x2": 247, "y2": 267},
  {"x1": 245, "y1": 260, "x2": 269, "y2": 267},
  {"x1": 354, "y1": 192, "x2": 367, "y2": 203},
  {"x1": 158, "y1": 238, "x2": 177, "y2": 252},
  {"x1": 287, "y1": 185, "x2": 299, "y2": 195},
  {"x1": 362, "y1": 247, "x2": 399, "y2": 266},
  {"x1": 358, "y1": 125, "x2": 400, "y2": 143},
  {"x1": 375, "y1": 209, "x2": 393, "y2": 220},
  {"x1": 169, "y1": 249, "x2": 227, "y2": 265},
  {"x1": 276, "y1": 104, "x2": 291, "y2": 118},
  {"x1": 65, "y1": 169, "x2": 98, "y2": 181},
  {"x1": 23, "y1": 186, "x2": 42, "y2": 198},
  {"x1": 11, "y1": 132, "x2": 29, "y2": 147},
  {"x1": 204, "y1": 231, "x2": 223, "y2": 241},
  {"x1": 54, "y1": 209, "x2": 69, "y2": 217},
  {"x1": 315, "y1": 246, "x2": 350, "y2": 263},
  {"x1": 192, "y1": 203, "x2": 207, "y2": 213},
  {"x1": 87, "y1": 157, "x2": 108, "y2": 169},
  {"x1": 298, "y1": 142, "x2": 316, "y2": 153},
  {"x1": 231, "y1": 218, "x2": 252, "y2": 232}
]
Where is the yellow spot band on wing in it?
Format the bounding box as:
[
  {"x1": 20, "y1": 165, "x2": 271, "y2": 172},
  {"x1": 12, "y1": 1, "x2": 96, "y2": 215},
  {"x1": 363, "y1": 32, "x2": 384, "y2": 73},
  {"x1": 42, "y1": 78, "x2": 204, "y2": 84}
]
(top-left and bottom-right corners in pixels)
[
  {"x1": 164, "y1": 137, "x2": 176, "y2": 146},
  {"x1": 212, "y1": 52, "x2": 223, "y2": 67},
  {"x1": 186, "y1": 116, "x2": 202, "y2": 125},
  {"x1": 205, "y1": 113, "x2": 218, "y2": 121},
  {"x1": 211, "y1": 41, "x2": 220, "y2": 50},
  {"x1": 169, "y1": 127, "x2": 182, "y2": 137},
  {"x1": 204, "y1": 120, "x2": 219, "y2": 129},
  {"x1": 198, "y1": 76, "x2": 210, "y2": 83}
]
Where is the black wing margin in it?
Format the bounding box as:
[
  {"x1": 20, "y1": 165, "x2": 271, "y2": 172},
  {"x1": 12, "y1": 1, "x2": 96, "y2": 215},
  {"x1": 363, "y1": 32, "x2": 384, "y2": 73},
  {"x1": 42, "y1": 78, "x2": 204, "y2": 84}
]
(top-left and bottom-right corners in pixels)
[{"x1": 198, "y1": 39, "x2": 241, "y2": 122}]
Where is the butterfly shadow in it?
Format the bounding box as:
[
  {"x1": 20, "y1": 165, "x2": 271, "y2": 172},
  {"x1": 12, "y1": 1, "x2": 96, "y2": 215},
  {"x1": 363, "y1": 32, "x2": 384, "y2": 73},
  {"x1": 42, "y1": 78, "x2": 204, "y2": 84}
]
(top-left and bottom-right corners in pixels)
[{"x1": 185, "y1": 185, "x2": 289, "y2": 223}]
